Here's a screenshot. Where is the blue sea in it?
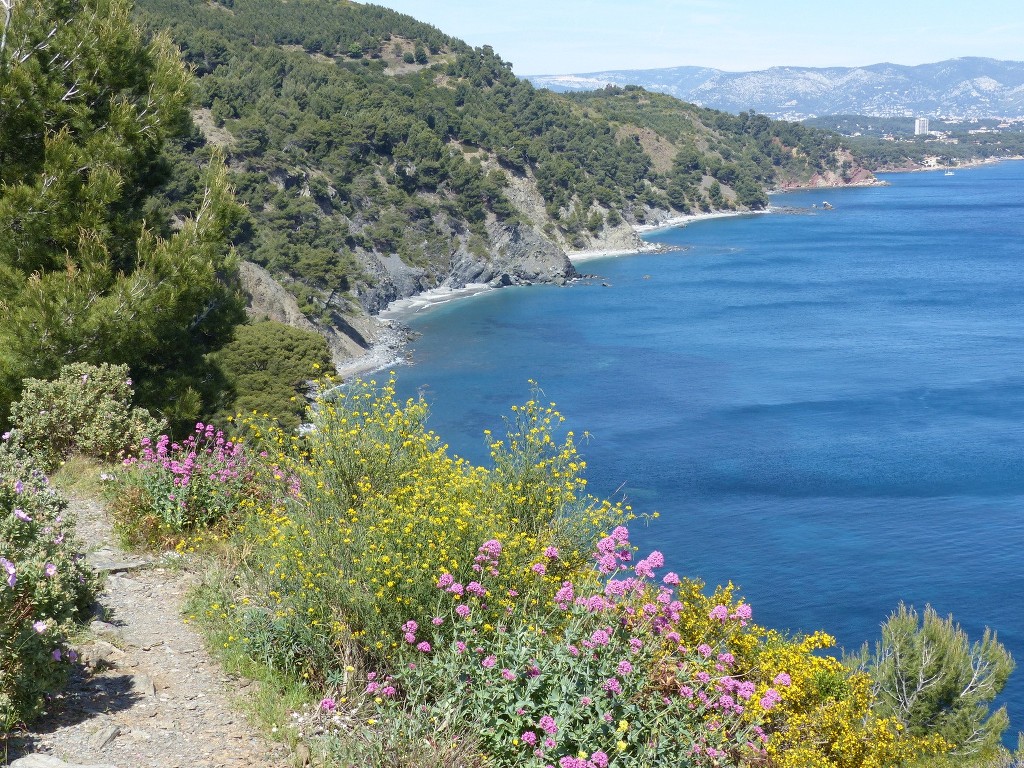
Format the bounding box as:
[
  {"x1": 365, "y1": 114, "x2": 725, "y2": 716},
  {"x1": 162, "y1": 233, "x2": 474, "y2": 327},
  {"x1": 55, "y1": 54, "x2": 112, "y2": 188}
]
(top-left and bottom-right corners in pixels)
[{"x1": 391, "y1": 161, "x2": 1024, "y2": 734}]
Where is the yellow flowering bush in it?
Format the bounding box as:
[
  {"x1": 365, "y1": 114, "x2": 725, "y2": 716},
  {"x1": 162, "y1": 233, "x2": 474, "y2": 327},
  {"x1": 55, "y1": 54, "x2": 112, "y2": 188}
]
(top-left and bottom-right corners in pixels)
[
  {"x1": 176, "y1": 379, "x2": 959, "y2": 766},
  {"x1": 224, "y1": 378, "x2": 630, "y2": 680}
]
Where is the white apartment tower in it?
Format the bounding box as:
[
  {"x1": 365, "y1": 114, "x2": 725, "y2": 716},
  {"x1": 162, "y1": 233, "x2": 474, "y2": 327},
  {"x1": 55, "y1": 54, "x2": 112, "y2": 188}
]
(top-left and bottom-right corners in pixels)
[{"x1": 914, "y1": 117, "x2": 930, "y2": 135}]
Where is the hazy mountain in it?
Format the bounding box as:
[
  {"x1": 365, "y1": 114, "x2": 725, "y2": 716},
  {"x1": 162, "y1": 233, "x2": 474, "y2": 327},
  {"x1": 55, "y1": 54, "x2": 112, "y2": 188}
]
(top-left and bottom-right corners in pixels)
[{"x1": 528, "y1": 58, "x2": 1024, "y2": 120}]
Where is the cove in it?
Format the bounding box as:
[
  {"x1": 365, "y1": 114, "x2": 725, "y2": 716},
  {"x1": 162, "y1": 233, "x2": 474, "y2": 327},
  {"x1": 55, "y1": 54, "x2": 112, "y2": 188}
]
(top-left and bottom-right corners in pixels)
[{"x1": 391, "y1": 161, "x2": 1024, "y2": 734}]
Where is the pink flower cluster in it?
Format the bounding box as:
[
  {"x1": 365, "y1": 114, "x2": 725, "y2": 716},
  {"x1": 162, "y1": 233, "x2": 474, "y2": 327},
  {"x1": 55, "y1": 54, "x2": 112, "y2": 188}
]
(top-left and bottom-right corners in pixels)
[
  {"x1": 364, "y1": 671, "x2": 396, "y2": 697},
  {"x1": 126, "y1": 424, "x2": 246, "y2": 491},
  {"x1": 709, "y1": 602, "x2": 753, "y2": 626},
  {"x1": 594, "y1": 526, "x2": 632, "y2": 574}
]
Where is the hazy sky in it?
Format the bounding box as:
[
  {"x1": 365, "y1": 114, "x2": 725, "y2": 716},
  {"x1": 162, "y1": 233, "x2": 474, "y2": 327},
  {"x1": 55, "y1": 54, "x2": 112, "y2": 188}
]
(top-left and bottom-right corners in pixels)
[{"x1": 376, "y1": 1, "x2": 1024, "y2": 75}]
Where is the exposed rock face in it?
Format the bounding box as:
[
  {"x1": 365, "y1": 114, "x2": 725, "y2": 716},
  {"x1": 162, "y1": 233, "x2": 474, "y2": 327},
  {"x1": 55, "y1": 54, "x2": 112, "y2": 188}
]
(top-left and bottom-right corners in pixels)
[
  {"x1": 238, "y1": 259, "x2": 387, "y2": 370},
  {"x1": 353, "y1": 217, "x2": 579, "y2": 316},
  {"x1": 238, "y1": 261, "x2": 318, "y2": 332},
  {"x1": 486, "y1": 220, "x2": 579, "y2": 285}
]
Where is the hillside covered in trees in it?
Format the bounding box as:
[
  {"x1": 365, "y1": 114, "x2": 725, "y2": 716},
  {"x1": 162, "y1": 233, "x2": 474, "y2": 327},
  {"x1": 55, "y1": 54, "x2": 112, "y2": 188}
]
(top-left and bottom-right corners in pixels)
[
  {"x1": 134, "y1": 0, "x2": 873, "y2": 335},
  {"x1": 1, "y1": 0, "x2": 876, "y2": 432}
]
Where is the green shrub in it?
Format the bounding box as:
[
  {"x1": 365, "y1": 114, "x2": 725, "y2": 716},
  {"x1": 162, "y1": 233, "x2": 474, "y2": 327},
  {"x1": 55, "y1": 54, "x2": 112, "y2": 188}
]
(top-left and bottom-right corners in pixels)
[
  {"x1": 8, "y1": 363, "x2": 165, "y2": 472},
  {"x1": 0, "y1": 445, "x2": 96, "y2": 732},
  {"x1": 208, "y1": 320, "x2": 331, "y2": 431}
]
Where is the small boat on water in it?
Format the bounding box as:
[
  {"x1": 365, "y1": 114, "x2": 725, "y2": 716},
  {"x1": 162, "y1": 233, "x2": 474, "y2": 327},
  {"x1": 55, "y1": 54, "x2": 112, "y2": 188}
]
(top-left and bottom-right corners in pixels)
[
  {"x1": 821, "y1": 201, "x2": 833, "y2": 209},
  {"x1": 945, "y1": 170, "x2": 955, "y2": 176}
]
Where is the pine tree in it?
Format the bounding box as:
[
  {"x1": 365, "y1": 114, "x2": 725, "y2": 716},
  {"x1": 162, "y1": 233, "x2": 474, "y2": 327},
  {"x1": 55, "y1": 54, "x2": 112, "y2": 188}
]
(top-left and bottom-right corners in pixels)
[
  {"x1": 848, "y1": 603, "x2": 1015, "y2": 757},
  {"x1": 0, "y1": 0, "x2": 244, "y2": 430}
]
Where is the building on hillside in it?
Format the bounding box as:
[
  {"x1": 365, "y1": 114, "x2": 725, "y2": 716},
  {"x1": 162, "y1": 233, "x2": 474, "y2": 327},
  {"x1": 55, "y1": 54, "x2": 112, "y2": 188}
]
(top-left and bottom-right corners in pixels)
[{"x1": 914, "y1": 117, "x2": 930, "y2": 135}]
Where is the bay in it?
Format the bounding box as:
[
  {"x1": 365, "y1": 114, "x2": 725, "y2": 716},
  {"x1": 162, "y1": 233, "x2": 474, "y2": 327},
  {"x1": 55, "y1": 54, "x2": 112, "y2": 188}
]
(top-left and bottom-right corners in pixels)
[{"x1": 391, "y1": 160, "x2": 1024, "y2": 734}]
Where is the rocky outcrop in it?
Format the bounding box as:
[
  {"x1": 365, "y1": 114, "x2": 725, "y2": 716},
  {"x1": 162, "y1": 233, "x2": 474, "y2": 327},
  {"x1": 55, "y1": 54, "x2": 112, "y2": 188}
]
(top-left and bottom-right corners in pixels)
[
  {"x1": 238, "y1": 260, "x2": 393, "y2": 371},
  {"x1": 238, "y1": 261, "x2": 318, "y2": 332}
]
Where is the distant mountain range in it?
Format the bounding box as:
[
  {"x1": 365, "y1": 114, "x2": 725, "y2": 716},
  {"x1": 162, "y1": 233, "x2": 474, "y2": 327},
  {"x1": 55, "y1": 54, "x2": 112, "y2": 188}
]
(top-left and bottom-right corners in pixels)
[{"x1": 527, "y1": 57, "x2": 1024, "y2": 120}]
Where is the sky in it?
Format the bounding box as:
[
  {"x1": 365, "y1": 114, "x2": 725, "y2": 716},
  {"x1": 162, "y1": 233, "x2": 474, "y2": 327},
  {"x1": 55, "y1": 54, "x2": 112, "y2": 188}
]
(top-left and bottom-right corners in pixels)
[{"x1": 375, "y1": 1, "x2": 1024, "y2": 75}]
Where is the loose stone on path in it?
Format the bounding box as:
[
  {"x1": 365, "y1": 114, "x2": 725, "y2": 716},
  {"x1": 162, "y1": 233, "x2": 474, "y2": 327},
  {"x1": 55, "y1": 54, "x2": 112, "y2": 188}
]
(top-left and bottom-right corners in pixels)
[{"x1": 7, "y1": 496, "x2": 288, "y2": 768}]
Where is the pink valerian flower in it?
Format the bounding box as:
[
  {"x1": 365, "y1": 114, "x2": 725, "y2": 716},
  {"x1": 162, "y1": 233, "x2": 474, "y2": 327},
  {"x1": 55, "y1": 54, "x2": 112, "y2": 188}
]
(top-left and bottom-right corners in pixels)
[
  {"x1": 479, "y1": 539, "x2": 502, "y2": 559},
  {"x1": 448, "y1": 582, "x2": 465, "y2": 597},
  {"x1": 521, "y1": 731, "x2": 538, "y2": 746},
  {"x1": 454, "y1": 641, "x2": 467, "y2": 653},
  {"x1": 629, "y1": 637, "x2": 643, "y2": 653},
  {"x1": 401, "y1": 620, "x2": 418, "y2": 634},
  {"x1": 665, "y1": 631, "x2": 681, "y2": 644},
  {"x1": 538, "y1": 715, "x2": 558, "y2": 735},
  {"x1": 731, "y1": 604, "x2": 753, "y2": 624},
  {"x1": 697, "y1": 643, "x2": 713, "y2": 657},
  {"x1": 617, "y1": 660, "x2": 634, "y2": 675},
  {"x1": 544, "y1": 737, "x2": 556, "y2": 749},
  {"x1": 404, "y1": 632, "x2": 417, "y2": 644},
  {"x1": 610, "y1": 525, "x2": 630, "y2": 543},
  {"x1": 455, "y1": 604, "x2": 471, "y2": 618},
  {"x1": 662, "y1": 571, "x2": 681, "y2": 585},
  {"x1": 580, "y1": 696, "x2": 593, "y2": 706},
  {"x1": 501, "y1": 668, "x2": 516, "y2": 681},
  {"x1": 590, "y1": 751, "x2": 610, "y2": 768},
  {"x1": 482, "y1": 655, "x2": 497, "y2": 669},
  {"x1": 567, "y1": 644, "x2": 580, "y2": 657},
  {"x1": 466, "y1": 581, "x2": 486, "y2": 597},
  {"x1": 432, "y1": 617, "x2": 444, "y2": 626},
  {"x1": 718, "y1": 652, "x2": 735, "y2": 666},
  {"x1": 709, "y1": 604, "x2": 729, "y2": 621},
  {"x1": 437, "y1": 573, "x2": 454, "y2": 589},
  {"x1": 526, "y1": 663, "x2": 541, "y2": 677},
  {"x1": 531, "y1": 562, "x2": 547, "y2": 575},
  {"x1": 381, "y1": 685, "x2": 396, "y2": 697},
  {"x1": 736, "y1": 681, "x2": 757, "y2": 700},
  {"x1": 416, "y1": 641, "x2": 432, "y2": 653},
  {"x1": 760, "y1": 688, "x2": 782, "y2": 710},
  {"x1": 554, "y1": 582, "x2": 575, "y2": 607},
  {"x1": 635, "y1": 551, "x2": 665, "y2": 579},
  {"x1": 596, "y1": 553, "x2": 618, "y2": 574},
  {"x1": 320, "y1": 697, "x2": 336, "y2": 712},
  {"x1": 578, "y1": 594, "x2": 611, "y2": 613},
  {"x1": 589, "y1": 628, "x2": 611, "y2": 646},
  {"x1": 366, "y1": 681, "x2": 381, "y2": 694},
  {"x1": 544, "y1": 546, "x2": 559, "y2": 559},
  {"x1": 773, "y1": 672, "x2": 792, "y2": 687},
  {"x1": 602, "y1": 677, "x2": 623, "y2": 694}
]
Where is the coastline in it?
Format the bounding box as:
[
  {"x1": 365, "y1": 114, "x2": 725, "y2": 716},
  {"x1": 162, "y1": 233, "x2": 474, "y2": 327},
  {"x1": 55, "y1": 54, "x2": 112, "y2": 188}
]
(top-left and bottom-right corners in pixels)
[{"x1": 332, "y1": 206, "x2": 791, "y2": 380}]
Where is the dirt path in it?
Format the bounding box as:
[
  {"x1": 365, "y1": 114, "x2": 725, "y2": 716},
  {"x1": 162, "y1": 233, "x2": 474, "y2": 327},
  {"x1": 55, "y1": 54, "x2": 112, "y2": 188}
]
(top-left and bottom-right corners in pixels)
[{"x1": 6, "y1": 497, "x2": 289, "y2": 768}]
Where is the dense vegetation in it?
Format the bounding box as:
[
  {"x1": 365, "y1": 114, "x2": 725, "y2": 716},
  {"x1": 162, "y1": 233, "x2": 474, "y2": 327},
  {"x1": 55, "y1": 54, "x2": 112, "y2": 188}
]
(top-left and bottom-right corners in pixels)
[
  {"x1": 3, "y1": 365, "x2": 1020, "y2": 767},
  {"x1": 133, "y1": 0, "x2": 865, "y2": 323},
  {"x1": 567, "y1": 87, "x2": 861, "y2": 209}
]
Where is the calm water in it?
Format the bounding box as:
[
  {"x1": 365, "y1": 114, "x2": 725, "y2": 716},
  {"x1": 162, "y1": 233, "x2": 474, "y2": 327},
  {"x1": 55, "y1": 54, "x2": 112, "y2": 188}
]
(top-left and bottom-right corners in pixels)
[{"x1": 392, "y1": 161, "x2": 1024, "y2": 733}]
